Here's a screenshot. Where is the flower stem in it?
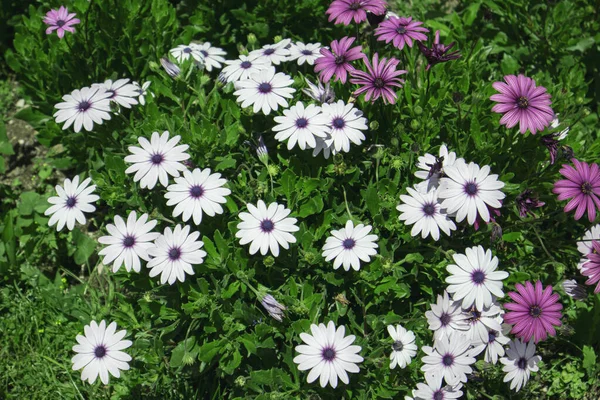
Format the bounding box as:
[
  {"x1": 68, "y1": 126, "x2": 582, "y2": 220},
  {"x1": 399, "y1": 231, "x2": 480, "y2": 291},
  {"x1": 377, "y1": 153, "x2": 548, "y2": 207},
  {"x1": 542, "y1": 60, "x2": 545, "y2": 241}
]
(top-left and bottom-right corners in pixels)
[{"x1": 343, "y1": 186, "x2": 352, "y2": 219}]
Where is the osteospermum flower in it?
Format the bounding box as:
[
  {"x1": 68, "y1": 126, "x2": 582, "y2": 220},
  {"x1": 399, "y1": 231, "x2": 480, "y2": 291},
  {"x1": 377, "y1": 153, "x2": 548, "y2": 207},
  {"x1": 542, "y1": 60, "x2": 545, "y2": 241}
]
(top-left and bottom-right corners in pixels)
[
  {"x1": 53, "y1": 86, "x2": 112, "y2": 133},
  {"x1": 414, "y1": 144, "x2": 461, "y2": 190},
  {"x1": 124, "y1": 131, "x2": 190, "y2": 190},
  {"x1": 561, "y1": 279, "x2": 587, "y2": 300},
  {"x1": 445, "y1": 245, "x2": 509, "y2": 310},
  {"x1": 165, "y1": 168, "x2": 231, "y2": 225},
  {"x1": 387, "y1": 324, "x2": 417, "y2": 369},
  {"x1": 552, "y1": 159, "x2": 600, "y2": 222},
  {"x1": 190, "y1": 42, "x2": 226, "y2": 71},
  {"x1": 233, "y1": 67, "x2": 295, "y2": 115},
  {"x1": 582, "y1": 241, "x2": 600, "y2": 293},
  {"x1": 170, "y1": 44, "x2": 203, "y2": 63},
  {"x1": 288, "y1": 42, "x2": 323, "y2": 65},
  {"x1": 93, "y1": 79, "x2": 139, "y2": 109},
  {"x1": 98, "y1": 211, "x2": 160, "y2": 273},
  {"x1": 71, "y1": 320, "x2": 132, "y2": 385},
  {"x1": 425, "y1": 291, "x2": 468, "y2": 340},
  {"x1": 412, "y1": 374, "x2": 463, "y2": 400},
  {"x1": 160, "y1": 57, "x2": 180, "y2": 78},
  {"x1": 45, "y1": 176, "x2": 99, "y2": 232},
  {"x1": 322, "y1": 220, "x2": 378, "y2": 271},
  {"x1": 132, "y1": 81, "x2": 152, "y2": 105},
  {"x1": 504, "y1": 280, "x2": 563, "y2": 343},
  {"x1": 421, "y1": 334, "x2": 476, "y2": 386},
  {"x1": 471, "y1": 323, "x2": 511, "y2": 364},
  {"x1": 249, "y1": 39, "x2": 292, "y2": 65},
  {"x1": 236, "y1": 200, "x2": 299, "y2": 257},
  {"x1": 438, "y1": 160, "x2": 506, "y2": 225},
  {"x1": 326, "y1": 0, "x2": 387, "y2": 25},
  {"x1": 272, "y1": 102, "x2": 330, "y2": 150},
  {"x1": 463, "y1": 303, "x2": 503, "y2": 344},
  {"x1": 577, "y1": 224, "x2": 600, "y2": 260},
  {"x1": 260, "y1": 294, "x2": 286, "y2": 322},
  {"x1": 219, "y1": 55, "x2": 270, "y2": 83},
  {"x1": 303, "y1": 78, "x2": 336, "y2": 104},
  {"x1": 314, "y1": 36, "x2": 364, "y2": 83},
  {"x1": 491, "y1": 74, "x2": 554, "y2": 135},
  {"x1": 397, "y1": 186, "x2": 456, "y2": 241},
  {"x1": 147, "y1": 225, "x2": 206, "y2": 285},
  {"x1": 417, "y1": 30, "x2": 461, "y2": 71},
  {"x1": 293, "y1": 321, "x2": 363, "y2": 388},
  {"x1": 515, "y1": 189, "x2": 545, "y2": 218},
  {"x1": 350, "y1": 53, "x2": 406, "y2": 104},
  {"x1": 321, "y1": 100, "x2": 368, "y2": 153},
  {"x1": 43, "y1": 6, "x2": 80, "y2": 38},
  {"x1": 374, "y1": 16, "x2": 429, "y2": 50},
  {"x1": 500, "y1": 339, "x2": 541, "y2": 392}
]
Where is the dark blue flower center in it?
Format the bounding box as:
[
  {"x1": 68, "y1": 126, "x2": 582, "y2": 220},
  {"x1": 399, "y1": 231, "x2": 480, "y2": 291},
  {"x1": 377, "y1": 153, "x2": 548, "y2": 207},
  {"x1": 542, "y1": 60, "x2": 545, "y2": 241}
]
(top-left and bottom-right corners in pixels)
[
  {"x1": 334, "y1": 55, "x2": 346, "y2": 65},
  {"x1": 258, "y1": 83, "x2": 272, "y2": 94},
  {"x1": 296, "y1": 118, "x2": 308, "y2": 128},
  {"x1": 517, "y1": 357, "x2": 527, "y2": 370},
  {"x1": 433, "y1": 391, "x2": 444, "y2": 400},
  {"x1": 301, "y1": 50, "x2": 313, "y2": 55},
  {"x1": 439, "y1": 312, "x2": 451, "y2": 326},
  {"x1": 78, "y1": 101, "x2": 91, "y2": 112},
  {"x1": 94, "y1": 345, "x2": 107, "y2": 358},
  {"x1": 582, "y1": 182, "x2": 592, "y2": 194},
  {"x1": 183, "y1": 47, "x2": 192, "y2": 54},
  {"x1": 190, "y1": 185, "x2": 204, "y2": 198},
  {"x1": 342, "y1": 238, "x2": 356, "y2": 249},
  {"x1": 261, "y1": 219, "x2": 275, "y2": 232},
  {"x1": 264, "y1": 48, "x2": 275, "y2": 55},
  {"x1": 56, "y1": 20, "x2": 66, "y2": 27},
  {"x1": 122, "y1": 236, "x2": 135, "y2": 248},
  {"x1": 151, "y1": 154, "x2": 163, "y2": 164},
  {"x1": 470, "y1": 309, "x2": 481, "y2": 321},
  {"x1": 465, "y1": 182, "x2": 478, "y2": 195},
  {"x1": 106, "y1": 89, "x2": 116, "y2": 99},
  {"x1": 240, "y1": 61, "x2": 252, "y2": 69},
  {"x1": 169, "y1": 247, "x2": 181, "y2": 260},
  {"x1": 442, "y1": 354, "x2": 454, "y2": 366},
  {"x1": 488, "y1": 330, "x2": 498, "y2": 343},
  {"x1": 529, "y1": 305, "x2": 542, "y2": 318},
  {"x1": 349, "y1": 2, "x2": 360, "y2": 10},
  {"x1": 373, "y1": 78, "x2": 385, "y2": 88},
  {"x1": 333, "y1": 117, "x2": 345, "y2": 129},
  {"x1": 517, "y1": 96, "x2": 529, "y2": 109},
  {"x1": 201, "y1": 50, "x2": 208, "y2": 57},
  {"x1": 396, "y1": 26, "x2": 407, "y2": 34},
  {"x1": 322, "y1": 347, "x2": 336, "y2": 361},
  {"x1": 392, "y1": 340, "x2": 404, "y2": 352},
  {"x1": 65, "y1": 196, "x2": 77, "y2": 208},
  {"x1": 472, "y1": 270, "x2": 486, "y2": 284},
  {"x1": 423, "y1": 203, "x2": 436, "y2": 216}
]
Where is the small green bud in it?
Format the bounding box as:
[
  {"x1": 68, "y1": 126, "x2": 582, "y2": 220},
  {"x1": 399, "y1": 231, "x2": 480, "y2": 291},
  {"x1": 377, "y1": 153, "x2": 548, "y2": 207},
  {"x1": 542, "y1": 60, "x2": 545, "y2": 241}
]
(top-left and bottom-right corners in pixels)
[
  {"x1": 391, "y1": 157, "x2": 403, "y2": 170},
  {"x1": 576, "y1": 96, "x2": 584, "y2": 105},
  {"x1": 390, "y1": 137, "x2": 399, "y2": 147},
  {"x1": 334, "y1": 161, "x2": 347, "y2": 175},
  {"x1": 263, "y1": 256, "x2": 275, "y2": 268},
  {"x1": 247, "y1": 33, "x2": 257, "y2": 45},
  {"x1": 234, "y1": 376, "x2": 247, "y2": 387},
  {"x1": 369, "y1": 120, "x2": 379, "y2": 130},
  {"x1": 267, "y1": 164, "x2": 279, "y2": 176},
  {"x1": 583, "y1": 108, "x2": 591, "y2": 116},
  {"x1": 413, "y1": 105, "x2": 423, "y2": 115},
  {"x1": 303, "y1": 251, "x2": 318, "y2": 264},
  {"x1": 182, "y1": 352, "x2": 196, "y2": 366},
  {"x1": 274, "y1": 35, "x2": 283, "y2": 44},
  {"x1": 410, "y1": 119, "x2": 420, "y2": 130}
]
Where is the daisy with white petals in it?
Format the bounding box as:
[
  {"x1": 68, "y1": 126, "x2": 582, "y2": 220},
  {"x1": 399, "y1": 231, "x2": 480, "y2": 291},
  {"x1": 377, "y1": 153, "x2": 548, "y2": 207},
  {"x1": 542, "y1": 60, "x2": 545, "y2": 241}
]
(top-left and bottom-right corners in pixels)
[
  {"x1": 321, "y1": 100, "x2": 368, "y2": 153},
  {"x1": 415, "y1": 144, "x2": 460, "y2": 190},
  {"x1": 288, "y1": 42, "x2": 323, "y2": 65},
  {"x1": 170, "y1": 44, "x2": 203, "y2": 63},
  {"x1": 577, "y1": 224, "x2": 600, "y2": 270},
  {"x1": 438, "y1": 160, "x2": 505, "y2": 225},
  {"x1": 236, "y1": 200, "x2": 299, "y2": 257},
  {"x1": 471, "y1": 323, "x2": 510, "y2": 364},
  {"x1": 421, "y1": 333, "x2": 476, "y2": 386},
  {"x1": 45, "y1": 175, "x2": 99, "y2": 231},
  {"x1": 322, "y1": 220, "x2": 378, "y2": 271},
  {"x1": 93, "y1": 78, "x2": 139, "y2": 109},
  {"x1": 98, "y1": 211, "x2": 160, "y2": 273},
  {"x1": 124, "y1": 131, "x2": 190, "y2": 190},
  {"x1": 272, "y1": 102, "x2": 330, "y2": 150},
  {"x1": 249, "y1": 39, "x2": 292, "y2": 65},
  {"x1": 387, "y1": 324, "x2": 417, "y2": 369},
  {"x1": 53, "y1": 86, "x2": 112, "y2": 133},
  {"x1": 412, "y1": 373, "x2": 463, "y2": 400},
  {"x1": 293, "y1": 321, "x2": 363, "y2": 388},
  {"x1": 71, "y1": 320, "x2": 132, "y2": 385},
  {"x1": 445, "y1": 245, "x2": 509, "y2": 310},
  {"x1": 219, "y1": 55, "x2": 270, "y2": 84},
  {"x1": 147, "y1": 225, "x2": 206, "y2": 285},
  {"x1": 397, "y1": 186, "x2": 456, "y2": 241},
  {"x1": 425, "y1": 291, "x2": 468, "y2": 340},
  {"x1": 132, "y1": 81, "x2": 152, "y2": 105},
  {"x1": 190, "y1": 42, "x2": 226, "y2": 71},
  {"x1": 463, "y1": 303, "x2": 503, "y2": 344},
  {"x1": 165, "y1": 168, "x2": 231, "y2": 225},
  {"x1": 500, "y1": 339, "x2": 541, "y2": 392},
  {"x1": 234, "y1": 67, "x2": 295, "y2": 115}
]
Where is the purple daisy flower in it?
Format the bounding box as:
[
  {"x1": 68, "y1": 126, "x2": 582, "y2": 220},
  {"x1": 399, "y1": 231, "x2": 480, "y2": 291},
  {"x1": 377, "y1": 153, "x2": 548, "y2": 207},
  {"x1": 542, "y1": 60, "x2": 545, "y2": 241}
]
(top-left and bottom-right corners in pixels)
[
  {"x1": 504, "y1": 281, "x2": 563, "y2": 344},
  {"x1": 515, "y1": 189, "x2": 545, "y2": 218},
  {"x1": 314, "y1": 37, "x2": 364, "y2": 84},
  {"x1": 552, "y1": 159, "x2": 600, "y2": 222},
  {"x1": 43, "y1": 6, "x2": 80, "y2": 39},
  {"x1": 349, "y1": 53, "x2": 406, "y2": 104},
  {"x1": 374, "y1": 16, "x2": 429, "y2": 50},
  {"x1": 582, "y1": 241, "x2": 600, "y2": 294},
  {"x1": 326, "y1": 0, "x2": 387, "y2": 26},
  {"x1": 491, "y1": 75, "x2": 554, "y2": 135},
  {"x1": 416, "y1": 30, "x2": 461, "y2": 71}
]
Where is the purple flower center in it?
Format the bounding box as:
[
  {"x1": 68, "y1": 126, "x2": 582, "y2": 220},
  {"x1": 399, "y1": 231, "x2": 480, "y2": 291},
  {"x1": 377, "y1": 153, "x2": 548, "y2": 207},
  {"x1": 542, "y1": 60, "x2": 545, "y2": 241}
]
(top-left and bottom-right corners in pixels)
[
  {"x1": 301, "y1": 50, "x2": 313, "y2": 55},
  {"x1": 190, "y1": 185, "x2": 204, "y2": 199},
  {"x1": 433, "y1": 391, "x2": 444, "y2": 400},
  {"x1": 322, "y1": 347, "x2": 336, "y2": 361},
  {"x1": 258, "y1": 83, "x2": 272, "y2": 94},
  {"x1": 392, "y1": 340, "x2": 404, "y2": 352},
  {"x1": 201, "y1": 50, "x2": 209, "y2": 57},
  {"x1": 471, "y1": 270, "x2": 486, "y2": 284},
  {"x1": 264, "y1": 48, "x2": 276, "y2": 56},
  {"x1": 422, "y1": 203, "x2": 436, "y2": 216},
  {"x1": 151, "y1": 153, "x2": 164, "y2": 164},
  {"x1": 488, "y1": 330, "x2": 498, "y2": 343},
  {"x1": 183, "y1": 47, "x2": 192, "y2": 54},
  {"x1": 333, "y1": 117, "x2": 346, "y2": 129},
  {"x1": 240, "y1": 61, "x2": 252, "y2": 69},
  {"x1": 342, "y1": 238, "x2": 356, "y2": 250},
  {"x1": 396, "y1": 26, "x2": 407, "y2": 34},
  {"x1": 107, "y1": 89, "x2": 116, "y2": 99},
  {"x1": 373, "y1": 77, "x2": 385, "y2": 88},
  {"x1": 470, "y1": 309, "x2": 481, "y2": 321},
  {"x1": 78, "y1": 101, "x2": 91, "y2": 112},
  {"x1": 349, "y1": 1, "x2": 361, "y2": 10},
  {"x1": 517, "y1": 96, "x2": 529, "y2": 109},
  {"x1": 56, "y1": 20, "x2": 66, "y2": 27},
  {"x1": 334, "y1": 55, "x2": 346, "y2": 65},
  {"x1": 582, "y1": 182, "x2": 592, "y2": 194},
  {"x1": 261, "y1": 219, "x2": 275, "y2": 233},
  {"x1": 122, "y1": 236, "x2": 136, "y2": 248},
  {"x1": 65, "y1": 196, "x2": 77, "y2": 208},
  {"x1": 529, "y1": 305, "x2": 542, "y2": 318},
  {"x1": 517, "y1": 357, "x2": 528, "y2": 370},
  {"x1": 465, "y1": 181, "x2": 478, "y2": 196},
  {"x1": 94, "y1": 345, "x2": 107, "y2": 358},
  {"x1": 442, "y1": 354, "x2": 454, "y2": 366},
  {"x1": 168, "y1": 247, "x2": 181, "y2": 260},
  {"x1": 439, "y1": 312, "x2": 451, "y2": 326},
  {"x1": 296, "y1": 118, "x2": 308, "y2": 128}
]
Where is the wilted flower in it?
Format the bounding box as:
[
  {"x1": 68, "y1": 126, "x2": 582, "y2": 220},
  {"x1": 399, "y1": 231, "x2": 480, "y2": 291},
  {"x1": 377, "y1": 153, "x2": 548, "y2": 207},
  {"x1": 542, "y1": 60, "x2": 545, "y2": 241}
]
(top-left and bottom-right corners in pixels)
[
  {"x1": 515, "y1": 189, "x2": 545, "y2": 218},
  {"x1": 260, "y1": 294, "x2": 286, "y2": 322},
  {"x1": 541, "y1": 128, "x2": 569, "y2": 164},
  {"x1": 561, "y1": 279, "x2": 587, "y2": 301},
  {"x1": 417, "y1": 30, "x2": 461, "y2": 71},
  {"x1": 302, "y1": 78, "x2": 335, "y2": 104},
  {"x1": 160, "y1": 57, "x2": 181, "y2": 78}
]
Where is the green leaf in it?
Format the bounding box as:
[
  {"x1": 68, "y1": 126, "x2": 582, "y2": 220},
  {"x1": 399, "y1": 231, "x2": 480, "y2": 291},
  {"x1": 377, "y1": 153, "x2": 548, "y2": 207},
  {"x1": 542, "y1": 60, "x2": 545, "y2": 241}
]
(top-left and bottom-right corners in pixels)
[
  {"x1": 582, "y1": 345, "x2": 596, "y2": 376},
  {"x1": 198, "y1": 339, "x2": 224, "y2": 363},
  {"x1": 72, "y1": 229, "x2": 97, "y2": 265}
]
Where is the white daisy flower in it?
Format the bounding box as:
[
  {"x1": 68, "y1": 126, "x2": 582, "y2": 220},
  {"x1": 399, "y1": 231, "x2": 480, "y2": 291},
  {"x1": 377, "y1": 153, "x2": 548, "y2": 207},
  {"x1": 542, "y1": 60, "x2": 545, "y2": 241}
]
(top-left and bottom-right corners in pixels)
[
  {"x1": 190, "y1": 42, "x2": 226, "y2": 71},
  {"x1": 412, "y1": 373, "x2": 463, "y2": 400},
  {"x1": 425, "y1": 291, "x2": 469, "y2": 341},
  {"x1": 132, "y1": 81, "x2": 152, "y2": 105},
  {"x1": 322, "y1": 220, "x2": 378, "y2": 271},
  {"x1": 302, "y1": 77, "x2": 335, "y2": 104},
  {"x1": 397, "y1": 186, "x2": 456, "y2": 241},
  {"x1": 53, "y1": 86, "x2": 112, "y2": 133},
  {"x1": 311, "y1": 135, "x2": 335, "y2": 159},
  {"x1": 160, "y1": 57, "x2": 181, "y2": 78},
  {"x1": 500, "y1": 339, "x2": 541, "y2": 392},
  {"x1": 321, "y1": 100, "x2": 368, "y2": 153},
  {"x1": 249, "y1": 39, "x2": 292, "y2": 65},
  {"x1": 71, "y1": 320, "x2": 132, "y2": 385},
  {"x1": 219, "y1": 54, "x2": 270, "y2": 84},
  {"x1": 288, "y1": 42, "x2": 323, "y2": 65},
  {"x1": 124, "y1": 131, "x2": 190, "y2": 190},
  {"x1": 97, "y1": 211, "x2": 160, "y2": 273},
  {"x1": 438, "y1": 159, "x2": 506, "y2": 225},
  {"x1": 272, "y1": 101, "x2": 330, "y2": 150},
  {"x1": 165, "y1": 168, "x2": 231, "y2": 225},
  {"x1": 577, "y1": 224, "x2": 600, "y2": 270},
  {"x1": 387, "y1": 324, "x2": 417, "y2": 369},
  {"x1": 44, "y1": 175, "x2": 99, "y2": 232},
  {"x1": 235, "y1": 200, "x2": 299, "y2": 257},
  {"x1": 561, "y1": 279, "x2": 587, "y2": 300},
  {"x1": 293, "y1": 321, "x2": 363, "y2": 388},
  {"x1": 169, "y1": 44, "x2": 203, "y2": 63},
  {"x1": 470, "y1": 322, "x2": 511, "y2": 364},
  {"x1": 445, "y1": 245, "x2": 509, "y2": 309},
  {"x1": 233, "y1": 67, "x2": 295, "y2": 115},
  {"x1": 463, "y1": 303, "x2": 503, "y2": 344},
  {"x1": 421, "y1": 333, "x2": 476, "y2": 386},
  {"x1": 414, "y1": 144, "x2": 460, "y2": 190},
  {"x1": 147, "y1": 224, "x2": 206, "y2": 285},
  {"x1": 92, "y1": 78, "x2": 139, "y2": 109}
]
